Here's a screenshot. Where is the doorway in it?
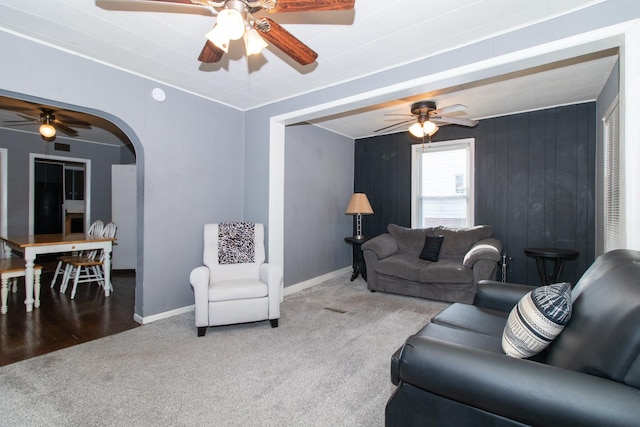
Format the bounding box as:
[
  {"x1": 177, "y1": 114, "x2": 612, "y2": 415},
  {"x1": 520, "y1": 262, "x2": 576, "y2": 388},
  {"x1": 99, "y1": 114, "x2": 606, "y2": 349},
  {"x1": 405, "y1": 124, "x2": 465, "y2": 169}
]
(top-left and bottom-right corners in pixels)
[{"x1": 29, "y1": 154, "x2": 91, "y2": 235}]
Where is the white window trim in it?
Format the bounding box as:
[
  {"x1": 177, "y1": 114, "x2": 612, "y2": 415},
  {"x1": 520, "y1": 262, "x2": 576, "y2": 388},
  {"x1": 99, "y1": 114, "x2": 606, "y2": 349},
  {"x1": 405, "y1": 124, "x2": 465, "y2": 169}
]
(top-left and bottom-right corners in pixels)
[{"x1": 411, "y1": 138, "x2": 475, "y2": 229}]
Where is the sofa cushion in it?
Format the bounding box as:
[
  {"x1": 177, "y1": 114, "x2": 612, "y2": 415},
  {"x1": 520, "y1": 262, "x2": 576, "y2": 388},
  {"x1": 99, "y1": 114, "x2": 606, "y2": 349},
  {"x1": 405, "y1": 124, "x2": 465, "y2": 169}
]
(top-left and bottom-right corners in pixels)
[
  {"x1": 502, "y1": 282, "x2": 572, "y2": 358},
  {"x1": 376, "y1": 253, "x2": 430, "y2": 282},
  {"x1": 432, "y1": 303, "x2": 509, "y2": 339},
  {"x1": 418, "y1": 260, "x2": 473, "y2": 284},
  {"x1": 434, "y1": 225, "x2": 493, "y2": 259},
  {"x1": 387, "y1": 224, "x2": 431, "y2": 256},
  {"x1": 419, "y1": 235, "x2": 444, "y2": 262},
  {"x1": 413, "y1": 322, "x2": 504, "y2": 354}
]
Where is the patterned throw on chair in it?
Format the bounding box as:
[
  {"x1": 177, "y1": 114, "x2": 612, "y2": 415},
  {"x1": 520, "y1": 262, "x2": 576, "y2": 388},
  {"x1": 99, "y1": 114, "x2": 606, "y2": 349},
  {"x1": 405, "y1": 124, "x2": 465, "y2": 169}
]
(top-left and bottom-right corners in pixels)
[{"x1": 218, "y1": 222, "x2": 255, "y2": 264}]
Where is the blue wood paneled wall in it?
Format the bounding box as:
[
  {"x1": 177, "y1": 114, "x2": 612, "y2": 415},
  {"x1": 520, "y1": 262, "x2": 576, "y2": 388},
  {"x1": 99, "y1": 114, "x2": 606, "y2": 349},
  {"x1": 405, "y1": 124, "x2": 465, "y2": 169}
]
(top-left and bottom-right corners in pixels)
[{"x1": 354, "y1": 103, "x2": 596, "y2": 285}]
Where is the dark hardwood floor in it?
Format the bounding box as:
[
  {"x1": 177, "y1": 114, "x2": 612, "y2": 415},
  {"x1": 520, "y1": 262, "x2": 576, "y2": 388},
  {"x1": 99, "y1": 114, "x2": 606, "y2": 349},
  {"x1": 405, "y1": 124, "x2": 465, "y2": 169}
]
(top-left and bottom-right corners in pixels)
[{"x1": 0, "y1": 266, "x2": 139, "y2": 367}]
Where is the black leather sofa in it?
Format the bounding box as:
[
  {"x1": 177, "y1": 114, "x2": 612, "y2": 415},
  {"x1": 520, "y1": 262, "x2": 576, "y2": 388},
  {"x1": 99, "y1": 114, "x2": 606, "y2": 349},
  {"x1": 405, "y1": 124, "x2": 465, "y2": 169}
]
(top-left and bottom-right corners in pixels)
[{"x1": 386, "y1": 249, "x2": 640, "y2": 426}]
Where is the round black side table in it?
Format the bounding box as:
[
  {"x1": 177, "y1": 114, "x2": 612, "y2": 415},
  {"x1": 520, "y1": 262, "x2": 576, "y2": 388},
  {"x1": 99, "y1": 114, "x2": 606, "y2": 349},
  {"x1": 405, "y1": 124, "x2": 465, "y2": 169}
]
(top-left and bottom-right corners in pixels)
[
  {"x1": 524, "y1": 247, "x2": 579, "y2": 285},
  {"x1": 344, "y1": 236, "x2": 369, "y2": 281}
]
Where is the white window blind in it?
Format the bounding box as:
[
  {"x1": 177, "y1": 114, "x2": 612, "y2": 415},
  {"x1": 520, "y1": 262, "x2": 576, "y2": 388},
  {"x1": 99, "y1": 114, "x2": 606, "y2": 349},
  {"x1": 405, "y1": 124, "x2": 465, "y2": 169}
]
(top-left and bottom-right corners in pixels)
[{"x1": 603, "y1": 99, "x2": 621, "y2": 252}]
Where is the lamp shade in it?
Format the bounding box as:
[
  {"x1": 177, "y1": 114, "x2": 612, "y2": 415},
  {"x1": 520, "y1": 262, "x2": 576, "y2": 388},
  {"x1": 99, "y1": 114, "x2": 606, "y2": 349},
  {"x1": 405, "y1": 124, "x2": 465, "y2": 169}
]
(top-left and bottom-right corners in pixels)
[{"x1": 345, "y1": 193, "x2": 373, "y2": 215}]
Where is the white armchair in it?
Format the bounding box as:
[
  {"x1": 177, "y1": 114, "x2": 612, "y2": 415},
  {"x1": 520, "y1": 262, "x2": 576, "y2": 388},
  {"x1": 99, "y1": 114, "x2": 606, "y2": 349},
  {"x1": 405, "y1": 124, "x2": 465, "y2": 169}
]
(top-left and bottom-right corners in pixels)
[{"x1": 189, "y1": 223, "x2": 282, "y2": 337}]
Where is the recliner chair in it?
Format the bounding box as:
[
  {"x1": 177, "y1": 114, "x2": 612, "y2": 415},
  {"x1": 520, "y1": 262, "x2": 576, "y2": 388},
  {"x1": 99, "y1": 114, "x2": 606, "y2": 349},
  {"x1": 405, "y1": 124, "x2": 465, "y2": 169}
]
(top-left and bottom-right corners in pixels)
[{"x1": 189, "y1": 223, "x2": 282, "y2": 337}]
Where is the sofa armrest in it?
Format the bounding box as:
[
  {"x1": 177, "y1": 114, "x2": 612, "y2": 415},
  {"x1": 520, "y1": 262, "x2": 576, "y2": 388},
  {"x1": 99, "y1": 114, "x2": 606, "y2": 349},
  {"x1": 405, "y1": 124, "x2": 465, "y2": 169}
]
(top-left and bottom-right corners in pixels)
[
  {"x1": 361, "y1": 233, "x2": 398, "y2": 260},
  {"x1": 189, "y1": 266, "x2": 211, "y2": 327},
  {"x1": 260, "y1": 263, "x2": 282, "y2": 319},
  {"x1": 397, "y1": 335, "x2": 640, "y2": 426},
  {"x1": 473, "y1": 280, "x2": 536, "y2": 312},
  {"x1": 462, "y1": 237, "x2": 502, "y2": 268}
]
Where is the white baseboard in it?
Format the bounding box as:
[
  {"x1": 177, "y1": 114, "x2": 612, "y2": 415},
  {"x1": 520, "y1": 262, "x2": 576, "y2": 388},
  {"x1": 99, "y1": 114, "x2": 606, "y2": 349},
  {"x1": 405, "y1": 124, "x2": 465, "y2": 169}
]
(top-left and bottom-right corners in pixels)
[
  {"x1": 283, "y1": 267, "x2": 351, "y2": 296},
  {"x1": 134, "y1": 267, "x2": 351, "y2": 324},
  {"x1": 134, "y1": 304, "x2": 195, "y2": 325}
]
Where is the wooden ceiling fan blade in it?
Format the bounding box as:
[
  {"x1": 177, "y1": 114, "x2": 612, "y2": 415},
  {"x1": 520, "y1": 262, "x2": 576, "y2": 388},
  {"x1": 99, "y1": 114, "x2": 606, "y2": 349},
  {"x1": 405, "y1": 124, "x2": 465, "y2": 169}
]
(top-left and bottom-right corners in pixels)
[
  {"x1": 17, "y1": 112, "x2": 39, "y2": 121},
  {"x1": 198, "y1": 40, "x2": 224, "y2": 63},
  {"x1": 3, "y1": 122, "x2": 37, "y2": 127},
  {"x1": 374, "y1": 119, "x2": 414, "y2": 133},
  {"x1": 52, "y1": 122, "x2": 79, "y2": 136},
  {"x1": 431, "y1": 116, "x2": 479, "y2": 127},
  {"x1": 271, "y1": 0, "x2": 355, "y2": 12},
  {"x1": 254, "y1": 18, "x2": 317, "y2": 65},
  {"x1": 3, "y1": 119, "x2": 37, "y2": 124},
  {"x1": 142, "y1": 0, "x2": 210, "y2": 6}
]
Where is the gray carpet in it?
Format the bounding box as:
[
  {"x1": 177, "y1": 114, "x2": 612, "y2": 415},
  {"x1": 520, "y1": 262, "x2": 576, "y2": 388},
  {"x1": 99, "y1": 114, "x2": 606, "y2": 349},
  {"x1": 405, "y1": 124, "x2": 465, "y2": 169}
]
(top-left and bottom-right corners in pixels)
[{"x1": 0, "y1": 274, "x2": 449, "y2": 426}]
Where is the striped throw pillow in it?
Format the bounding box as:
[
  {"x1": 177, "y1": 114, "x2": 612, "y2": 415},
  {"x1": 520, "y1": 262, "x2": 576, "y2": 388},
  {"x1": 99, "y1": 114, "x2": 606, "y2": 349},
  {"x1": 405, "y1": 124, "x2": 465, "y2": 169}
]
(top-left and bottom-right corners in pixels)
[{"x1": 502, "y1": 282, "x2": 572, "y2": 358}]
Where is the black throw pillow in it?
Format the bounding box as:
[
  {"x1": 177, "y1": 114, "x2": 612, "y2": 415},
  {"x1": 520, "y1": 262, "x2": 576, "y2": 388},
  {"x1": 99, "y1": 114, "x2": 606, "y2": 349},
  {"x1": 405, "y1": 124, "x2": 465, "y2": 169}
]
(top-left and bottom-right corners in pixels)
[{"x1": 420, "y1": 235, "x2": 444, "y2": 262}]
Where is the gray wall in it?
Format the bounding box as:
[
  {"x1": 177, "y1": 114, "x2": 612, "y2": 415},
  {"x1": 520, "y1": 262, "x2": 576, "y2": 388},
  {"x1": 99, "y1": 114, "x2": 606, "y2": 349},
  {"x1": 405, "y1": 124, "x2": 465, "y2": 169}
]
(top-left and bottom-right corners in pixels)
[
  {"x1": 284, "y1": 124, "x2": 353, "y2": 286},
  {"x1": 0, "y1": 128, "x2": 122, "y2": 235},
  {"x1": 2, "y1": 30, "x2": 244, "y2": 318}
]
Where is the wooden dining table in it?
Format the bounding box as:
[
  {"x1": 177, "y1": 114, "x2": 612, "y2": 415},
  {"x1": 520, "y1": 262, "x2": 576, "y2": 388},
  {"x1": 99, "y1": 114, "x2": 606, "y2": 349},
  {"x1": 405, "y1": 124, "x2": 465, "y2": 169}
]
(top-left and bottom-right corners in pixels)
[{"x1": 0, "y1": 233, "x2": 115, "y2": 312}]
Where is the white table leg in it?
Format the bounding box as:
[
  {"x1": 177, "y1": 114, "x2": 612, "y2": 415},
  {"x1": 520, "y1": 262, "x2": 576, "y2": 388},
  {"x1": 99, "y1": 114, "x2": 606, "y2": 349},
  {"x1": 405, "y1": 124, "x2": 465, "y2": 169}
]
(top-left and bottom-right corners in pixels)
[
  {"x1": 1, "y1": 276, "x2": 8, "y2": 314},
  {"x1": 103, "y1": 245, "x2": 112, "y2": 297},
  {"x1": 34, "y1": 268, "x2": 41, "y2": 308},
  {"x1": 23, "y1": 250, "x2": 35, "y2": 312}
]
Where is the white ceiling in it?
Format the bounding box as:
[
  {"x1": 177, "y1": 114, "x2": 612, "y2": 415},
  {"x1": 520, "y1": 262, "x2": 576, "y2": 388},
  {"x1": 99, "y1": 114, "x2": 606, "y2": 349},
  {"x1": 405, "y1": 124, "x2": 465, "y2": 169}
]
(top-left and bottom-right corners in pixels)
[{"x1": 0, "y1": 0, "x2": 618, "y2": 143}]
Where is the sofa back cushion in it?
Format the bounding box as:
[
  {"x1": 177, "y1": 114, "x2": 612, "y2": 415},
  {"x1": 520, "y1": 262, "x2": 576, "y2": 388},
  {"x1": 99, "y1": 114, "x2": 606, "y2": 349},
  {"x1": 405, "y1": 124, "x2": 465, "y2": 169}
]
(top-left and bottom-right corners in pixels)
[
  {"x1": 544, "y1": 249, "x2": 640, "y2": 388},
  {"x1": 387, "y1": 224, "x2": 431, "y2": 256},
  {"x1": 434, "y1": 225, "x2": 493, "y2": 259}
]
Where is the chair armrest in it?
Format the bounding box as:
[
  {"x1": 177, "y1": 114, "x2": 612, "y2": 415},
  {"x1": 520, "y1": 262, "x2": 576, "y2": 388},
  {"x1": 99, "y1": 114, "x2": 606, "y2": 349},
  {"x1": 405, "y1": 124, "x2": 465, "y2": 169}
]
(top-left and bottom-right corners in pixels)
[
  {"x1": 397, "y1": 335, "x2": 640, "y2": 426},
  {"x1": 462, "y1": 238, "x2": 502, "y2": 268},
  {"x1": 260, "y1": 263, "x2": 282, "y2": 319},
  {"x1": 361, "y1": 234, "x2": 398, "y2": 260},
  {"x1": 473, "y1": 280, "x2": 536, "y2": 311},
  {"x1": 189, "y1": 266, "x2": 210, "y2": 327}
]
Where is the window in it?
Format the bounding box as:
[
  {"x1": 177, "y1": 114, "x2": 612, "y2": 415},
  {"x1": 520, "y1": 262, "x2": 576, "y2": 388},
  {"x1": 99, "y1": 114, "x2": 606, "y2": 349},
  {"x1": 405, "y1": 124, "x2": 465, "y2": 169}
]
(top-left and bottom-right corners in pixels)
[
  {"x1": 411, "y1": 138, "x2": 474, "y2": 228},
  {"x1": 603, "y1": 98, "x2": 622, "y2": 252}
]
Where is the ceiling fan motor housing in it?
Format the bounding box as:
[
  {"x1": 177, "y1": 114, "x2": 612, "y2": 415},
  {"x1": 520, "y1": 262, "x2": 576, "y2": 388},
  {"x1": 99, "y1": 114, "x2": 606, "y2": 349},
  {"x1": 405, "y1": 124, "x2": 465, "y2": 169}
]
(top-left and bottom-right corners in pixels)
[{"x1": 411, "y1": 101, "x2": 437, "y2": 117}]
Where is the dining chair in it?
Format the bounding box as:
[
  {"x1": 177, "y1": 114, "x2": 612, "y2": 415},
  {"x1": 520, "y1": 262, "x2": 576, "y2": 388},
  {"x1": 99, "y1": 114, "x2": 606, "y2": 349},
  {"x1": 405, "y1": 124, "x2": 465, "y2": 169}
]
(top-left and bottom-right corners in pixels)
[
  {"x1": 61, "y1": 222, "x2": 117, "y2": 299},
  {"x1": 50, "y1": 219, "x2": 104, "y2": 290},
  {"x1": 0, "y1": 258, "x2": 42, "y2": 314}
]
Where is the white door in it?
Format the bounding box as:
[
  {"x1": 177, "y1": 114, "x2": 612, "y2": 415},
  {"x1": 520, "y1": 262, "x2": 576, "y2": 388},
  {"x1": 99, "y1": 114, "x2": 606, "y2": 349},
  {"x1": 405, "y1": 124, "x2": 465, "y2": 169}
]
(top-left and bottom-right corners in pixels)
[{"x1": 111, "y1": 164, "x2": 137, "y2": 270}]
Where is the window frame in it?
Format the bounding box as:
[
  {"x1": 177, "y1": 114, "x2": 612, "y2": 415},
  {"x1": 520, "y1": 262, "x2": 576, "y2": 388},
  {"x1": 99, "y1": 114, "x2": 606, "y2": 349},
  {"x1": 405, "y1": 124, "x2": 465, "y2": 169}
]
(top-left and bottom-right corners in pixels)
[{"x1": 411, "y1": 138, "x2": 475, "y2": 229}]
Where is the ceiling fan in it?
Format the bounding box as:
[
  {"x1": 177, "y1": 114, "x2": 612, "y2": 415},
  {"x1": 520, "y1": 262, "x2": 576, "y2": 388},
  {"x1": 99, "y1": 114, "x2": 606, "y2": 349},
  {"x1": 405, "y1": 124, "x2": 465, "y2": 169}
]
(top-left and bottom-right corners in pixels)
[
  {"x1": 120, "y1": 0, "x2": 356, "y2": 66},
  {"x1": 375, "y1": 101, "x2": 479, "y2": 138},
  {"x1": 3, "y1": 108, "x2": 91, "y2": 140}
]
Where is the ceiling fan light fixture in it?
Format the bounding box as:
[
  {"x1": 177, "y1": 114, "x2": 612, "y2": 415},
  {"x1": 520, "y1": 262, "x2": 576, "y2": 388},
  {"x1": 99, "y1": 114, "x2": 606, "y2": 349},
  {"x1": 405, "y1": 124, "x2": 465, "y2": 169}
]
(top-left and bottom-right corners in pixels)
[
  {"x1": 217, "y1": 8, "x2": 246, "y2": 41},
  {"x1": 409, "y1": 121, "x2": 438, "y2": 138},
  {"x1": 205, "y1": 25, "x2": 230, "y2": 52},
  {"x1": 244, "y1": 27, "x2": 268, "y2": 56},
  {"x1": 39, "y1": 123, "x2": 56, "y2": 138}
]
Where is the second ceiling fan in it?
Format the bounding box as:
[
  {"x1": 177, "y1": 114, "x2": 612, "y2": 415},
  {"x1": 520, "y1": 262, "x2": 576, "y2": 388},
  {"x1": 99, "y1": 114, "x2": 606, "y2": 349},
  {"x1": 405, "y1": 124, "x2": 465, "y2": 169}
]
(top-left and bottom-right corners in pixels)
[
  {"x1": 132, "y1": 0, "x2": 356, "y2": 66},
  {"x1": 376, "y1": 101, "x2": 479, "y2": 138}
]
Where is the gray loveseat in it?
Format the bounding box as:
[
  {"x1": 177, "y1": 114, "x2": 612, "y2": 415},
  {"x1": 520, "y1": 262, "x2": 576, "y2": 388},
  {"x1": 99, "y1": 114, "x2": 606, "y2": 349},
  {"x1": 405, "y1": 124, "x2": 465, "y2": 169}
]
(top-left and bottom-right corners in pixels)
[{"x1": 361, "y1": 224, "x2": 502, "y2": 303}]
